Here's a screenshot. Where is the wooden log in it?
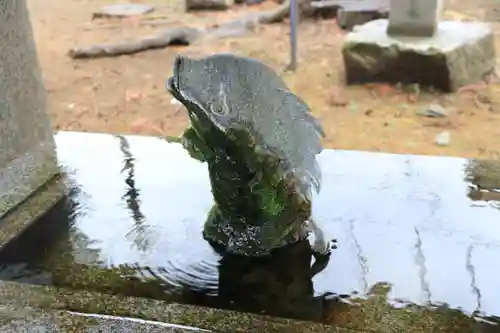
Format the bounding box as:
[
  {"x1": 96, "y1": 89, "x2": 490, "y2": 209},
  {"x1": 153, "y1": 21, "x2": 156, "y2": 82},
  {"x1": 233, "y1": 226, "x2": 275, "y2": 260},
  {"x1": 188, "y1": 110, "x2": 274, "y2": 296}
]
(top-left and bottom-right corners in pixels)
[
  {"x1": 67, "y1": 19, "x2": 257, "y2": 59},
  {"x1": 68, "y1": 27, "x2": 203, "y2": 59}
]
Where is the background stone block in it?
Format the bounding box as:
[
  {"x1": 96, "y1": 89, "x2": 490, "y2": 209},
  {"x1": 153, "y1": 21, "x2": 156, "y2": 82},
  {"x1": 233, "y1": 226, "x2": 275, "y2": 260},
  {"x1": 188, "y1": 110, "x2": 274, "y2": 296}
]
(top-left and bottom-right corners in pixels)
[{"x1": 342, "y1": 19, "x2": 495, "y2": 92}]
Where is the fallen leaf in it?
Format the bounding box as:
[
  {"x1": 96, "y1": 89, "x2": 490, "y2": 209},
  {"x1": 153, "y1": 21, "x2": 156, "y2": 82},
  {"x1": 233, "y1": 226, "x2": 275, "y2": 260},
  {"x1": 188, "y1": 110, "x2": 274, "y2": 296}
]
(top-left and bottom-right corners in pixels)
[
  {"x1": 376, "y1": 84, "x2": 393, "y2": 97},
  {"x1": 407, "y1": 93, "x2": 419, "y2": 103},
  {"x1": 458, "y1": 82, "x2": 487, "y2": 93},
  {"x1": 329, "y1": 87, "x2": 349, "y2": 106},
  {"x1": 130, "y1": 118, "x2": 165, "y2": 136},
  {"x1": 74, "y1": 108, "x2": 90, "y2": 119},
  {"x1": 125, "y1": 91, "x2": 144, "y2": 103}
]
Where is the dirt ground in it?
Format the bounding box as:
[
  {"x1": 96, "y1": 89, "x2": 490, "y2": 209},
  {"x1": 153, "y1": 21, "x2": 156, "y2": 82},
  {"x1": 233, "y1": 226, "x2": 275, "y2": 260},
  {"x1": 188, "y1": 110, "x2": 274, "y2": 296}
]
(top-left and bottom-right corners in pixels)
[{"x1": 26, "y1": 0, "x2": 500, "y2": 159}]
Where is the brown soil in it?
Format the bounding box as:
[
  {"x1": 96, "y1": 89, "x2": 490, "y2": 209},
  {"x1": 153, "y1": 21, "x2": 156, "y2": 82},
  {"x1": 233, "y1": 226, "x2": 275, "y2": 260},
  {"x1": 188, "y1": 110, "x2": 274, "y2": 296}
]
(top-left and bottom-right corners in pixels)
[{"x1": 27, "y1": 0, "x2": 500, "y2": 159}]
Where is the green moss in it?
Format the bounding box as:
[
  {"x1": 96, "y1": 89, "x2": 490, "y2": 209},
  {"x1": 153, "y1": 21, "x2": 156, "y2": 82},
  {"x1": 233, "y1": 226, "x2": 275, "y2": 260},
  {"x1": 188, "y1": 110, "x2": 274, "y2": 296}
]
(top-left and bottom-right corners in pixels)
[
  {"x1": 465, "y1": 159, "x2": 500, "y2": 190},
  {"x1": 181, "y1": 119, "x2": 311, "y2": 255},
  {"x1": 324, "y1": 283, "x2": 484, "y2": 333},
  {"x1": 180, "y1": 127, "x2": 209, "y2": 162},
  {"x1": 47, "y1": 258, "x2": 172, "y2": 302}
]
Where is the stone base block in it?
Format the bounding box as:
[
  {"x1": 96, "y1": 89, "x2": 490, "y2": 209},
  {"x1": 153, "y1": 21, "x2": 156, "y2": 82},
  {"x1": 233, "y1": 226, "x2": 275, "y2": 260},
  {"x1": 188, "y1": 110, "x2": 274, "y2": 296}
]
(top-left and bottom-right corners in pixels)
[{"x1": 342, "y1": 19, "x2": 495, "y2": 92}]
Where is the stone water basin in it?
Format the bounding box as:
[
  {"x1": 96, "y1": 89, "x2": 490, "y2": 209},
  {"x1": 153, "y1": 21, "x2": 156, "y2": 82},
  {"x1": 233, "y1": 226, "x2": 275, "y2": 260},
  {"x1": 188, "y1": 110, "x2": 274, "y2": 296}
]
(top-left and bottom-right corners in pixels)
[{"x1": 0, "y1": 131, "x2": 499, "y2": 332}]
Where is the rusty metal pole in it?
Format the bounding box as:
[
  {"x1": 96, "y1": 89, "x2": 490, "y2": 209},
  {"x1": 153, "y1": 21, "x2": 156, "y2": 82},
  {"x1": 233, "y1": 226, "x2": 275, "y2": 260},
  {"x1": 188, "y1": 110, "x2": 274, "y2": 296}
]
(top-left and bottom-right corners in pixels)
[{"x1": 289, "y1": 0, "x2": 298, "y2": 70}]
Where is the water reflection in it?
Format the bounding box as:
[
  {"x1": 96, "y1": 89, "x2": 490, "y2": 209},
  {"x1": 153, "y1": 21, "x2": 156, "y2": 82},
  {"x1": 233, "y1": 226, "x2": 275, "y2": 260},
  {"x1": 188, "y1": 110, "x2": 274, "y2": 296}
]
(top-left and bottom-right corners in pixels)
[
  {"x1": 65, "y1": 177, "x2": 104, "y2": 267},
  {"x1": 0, "y1": 132, "x2": 499, "y2": 331},
  {"x1": 115, "y1": 135, "x2": 153, "y2": 253},
  {"x1": 465, "y1": 244, "x2": 481, "y2": 316},
  {"x1": 413, "y1": 227, "x2": 431, "y2": 304},
  {"x1": 347, "y1": 218, "x2": 368, "y2": 294},
  {"x1": 215, "y1": 240, "x2": 330, "y2": 322}
]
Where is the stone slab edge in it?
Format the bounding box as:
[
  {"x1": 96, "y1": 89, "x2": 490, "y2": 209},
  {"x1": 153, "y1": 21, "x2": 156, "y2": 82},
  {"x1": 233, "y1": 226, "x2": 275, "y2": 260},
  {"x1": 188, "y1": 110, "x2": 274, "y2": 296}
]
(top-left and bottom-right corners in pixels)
[
  {"x1": 0, "y1": 280, "x2": 363, "y2": 333},
  {"x1": 0, "y1": 305, "x2": 207, "y2": 332},
  {"x1": 342, "y1": 20, "x2": 493, "y2": 53},
  {"x1": 0, "y1": 173, "x2": 65, "y2": 250},
  {"x1": 0, "y1": 140, "x2": 59, "y2": 219}
]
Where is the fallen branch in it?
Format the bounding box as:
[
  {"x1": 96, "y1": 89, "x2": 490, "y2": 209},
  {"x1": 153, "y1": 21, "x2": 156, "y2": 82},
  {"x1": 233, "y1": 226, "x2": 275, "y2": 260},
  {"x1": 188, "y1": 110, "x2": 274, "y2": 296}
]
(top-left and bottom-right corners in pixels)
[
  {"x1": 68, "y1": 0, "x2": 309, "y2": 59},
  {"x1": 68, "y1": 18, "x2": 258, "y2": 59},
  {"x1": 68, "y1": 27, "x2": 204, "y2": 59}
]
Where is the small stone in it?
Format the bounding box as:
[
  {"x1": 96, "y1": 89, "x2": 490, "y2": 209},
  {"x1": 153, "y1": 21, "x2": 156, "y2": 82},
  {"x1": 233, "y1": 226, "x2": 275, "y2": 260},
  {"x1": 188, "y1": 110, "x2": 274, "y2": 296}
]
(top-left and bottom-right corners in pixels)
[
  {"x1": 329, "y1": 87, "x2": 349, "y2": 106},
  {"x1": 435, "y1": 131, "x2": 450, "y2": 146},
  {"x1": 186, "y1": 0, "x2": 233, "y2": 11},
  {"x1": 418, "y1": 104, "x2": 448, "y2": 118},
  {"x1": 245, "y1": 0, "x2": 265, "y2": 5},
  {"x1": 92, "y1": 4, "x2": 155, "y2": 19},
  {"x1": 207, "y1": 20, "x2": 254, "y2": 39}
]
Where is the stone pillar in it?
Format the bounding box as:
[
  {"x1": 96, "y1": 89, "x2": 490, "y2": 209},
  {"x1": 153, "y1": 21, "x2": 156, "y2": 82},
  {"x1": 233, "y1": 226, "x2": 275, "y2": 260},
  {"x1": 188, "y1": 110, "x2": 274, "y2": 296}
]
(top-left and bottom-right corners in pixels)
[
  {"x1": 387, "y1": 0, "x2": 443, "y2": 37},
  {"x1": 0, "y1": 1, "x2": 58, "y2": 218}
]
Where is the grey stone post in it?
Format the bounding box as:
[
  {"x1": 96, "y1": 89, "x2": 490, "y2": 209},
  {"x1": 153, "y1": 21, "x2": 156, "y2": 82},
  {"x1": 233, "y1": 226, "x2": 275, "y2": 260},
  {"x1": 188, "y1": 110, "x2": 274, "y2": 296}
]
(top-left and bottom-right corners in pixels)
[
  {"x1": 387, "y1": 0, "x2": 442, "y2": 37},
  {"x1": 0, "y1": 1, "x2": 58, "y2": 218}
]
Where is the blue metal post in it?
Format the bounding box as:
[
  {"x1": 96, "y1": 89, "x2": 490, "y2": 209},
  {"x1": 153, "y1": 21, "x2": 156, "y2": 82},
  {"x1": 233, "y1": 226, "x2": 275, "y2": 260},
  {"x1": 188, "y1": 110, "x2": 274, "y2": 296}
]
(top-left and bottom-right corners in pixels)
[{"x1": 289, "y1": 0, "x2": 298, "y2": 70}]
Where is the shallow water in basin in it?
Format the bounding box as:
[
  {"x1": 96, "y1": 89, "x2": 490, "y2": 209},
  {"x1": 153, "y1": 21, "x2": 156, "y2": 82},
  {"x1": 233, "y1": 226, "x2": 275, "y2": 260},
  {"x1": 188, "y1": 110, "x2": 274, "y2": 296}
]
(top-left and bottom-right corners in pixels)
[{"x1": 1, "y1": 131, "x2": 500, "y2": 331}]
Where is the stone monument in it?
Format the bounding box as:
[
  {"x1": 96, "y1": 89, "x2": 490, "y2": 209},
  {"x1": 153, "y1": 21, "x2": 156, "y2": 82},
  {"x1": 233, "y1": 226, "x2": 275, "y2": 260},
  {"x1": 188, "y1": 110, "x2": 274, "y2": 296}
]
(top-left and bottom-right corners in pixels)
[
  {"x1": 167, "y1": 54, "x2": 329, "y2": 257},
  {"x1": 0, "y1": 1, "x2": 60, "y2": 230},
  {"x1": 341, "y1": 0, "x2": 496, "y2": 92}
]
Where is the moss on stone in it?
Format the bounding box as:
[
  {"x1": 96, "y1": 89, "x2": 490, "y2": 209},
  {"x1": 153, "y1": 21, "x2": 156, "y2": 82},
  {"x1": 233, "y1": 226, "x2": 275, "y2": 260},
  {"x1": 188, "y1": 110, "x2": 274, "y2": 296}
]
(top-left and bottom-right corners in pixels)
[
  {"x1": 181, "y1": 122, "x2": 312, "y2": 255},
  {"x1": 465, "y1": 159, "x2": 500, "y2": 191}
]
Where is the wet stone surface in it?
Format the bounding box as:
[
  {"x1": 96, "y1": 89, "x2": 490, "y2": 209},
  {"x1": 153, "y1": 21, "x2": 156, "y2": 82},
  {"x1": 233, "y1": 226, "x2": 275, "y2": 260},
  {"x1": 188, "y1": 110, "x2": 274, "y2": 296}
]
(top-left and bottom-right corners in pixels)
[
  {"x1": 0, "y1": 131, "x2": 499, "y2": 331},
  {"x1": 0, "y1": 306, "x2": 205, "y2": 332}
]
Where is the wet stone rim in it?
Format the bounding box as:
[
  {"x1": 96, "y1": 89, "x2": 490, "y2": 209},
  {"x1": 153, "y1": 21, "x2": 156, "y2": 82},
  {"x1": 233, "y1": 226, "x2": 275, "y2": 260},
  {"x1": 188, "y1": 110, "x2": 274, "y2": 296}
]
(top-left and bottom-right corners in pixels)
[{"x1": 0, "y1": 280, "x2": 358, "y2": 333}]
